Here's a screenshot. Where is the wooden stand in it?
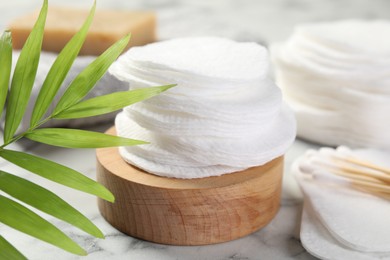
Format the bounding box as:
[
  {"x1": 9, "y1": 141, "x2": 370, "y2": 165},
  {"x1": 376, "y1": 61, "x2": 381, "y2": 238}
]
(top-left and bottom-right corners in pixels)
[{"x1": 96, "y1": 127, "x2": 283, "y2": 245}]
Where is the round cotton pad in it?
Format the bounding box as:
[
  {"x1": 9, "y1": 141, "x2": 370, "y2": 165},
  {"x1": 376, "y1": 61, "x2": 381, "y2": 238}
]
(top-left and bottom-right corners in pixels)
[
  {"x1": 271, "y1": 20, "x2": 390, "y2": 148},
  {"x1": 110, "y1": 37, "x2": 296, "y2": 178}
]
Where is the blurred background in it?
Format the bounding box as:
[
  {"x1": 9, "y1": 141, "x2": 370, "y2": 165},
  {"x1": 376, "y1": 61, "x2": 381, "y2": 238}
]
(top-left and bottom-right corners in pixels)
[{"x1": 1, "y1": 0, "x2": 390, "y2": 45}]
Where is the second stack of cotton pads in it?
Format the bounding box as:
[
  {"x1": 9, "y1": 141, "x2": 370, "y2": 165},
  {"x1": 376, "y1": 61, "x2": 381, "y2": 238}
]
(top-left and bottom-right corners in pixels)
[{"x1": 271, "y1": 20, "x2": 390, "y2": 148}]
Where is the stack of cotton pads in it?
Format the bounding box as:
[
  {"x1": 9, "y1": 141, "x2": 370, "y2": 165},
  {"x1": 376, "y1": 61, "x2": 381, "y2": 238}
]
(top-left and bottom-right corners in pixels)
[
  {"x1": 110, "y1": 37, "x2": 296, "y2": 179},
  {"x1": 271, "y1": 20, "x2": 390, "y2": 149},
  {"x1": 293, "y1": 147, "x2": 390, "y2": 259}
]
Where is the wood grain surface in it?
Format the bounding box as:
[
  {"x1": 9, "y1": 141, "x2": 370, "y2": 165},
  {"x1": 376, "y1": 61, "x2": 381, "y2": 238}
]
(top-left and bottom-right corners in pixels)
[{"x1": 96, "y1": 127, "x2": 284, "y2": 245}]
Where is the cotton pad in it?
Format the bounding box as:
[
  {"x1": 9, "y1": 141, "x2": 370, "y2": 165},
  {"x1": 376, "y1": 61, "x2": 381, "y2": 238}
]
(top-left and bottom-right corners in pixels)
[
  {"x1": 271, "y1": 20, "x2": 390, "y2": 148},
  {"x1": 293, "y1": 147, "x2": 390, "y2": 257},
  {"x1": 110, "y1": 37, "x2": 296, "y2": 178},
  {"x1": 301, "y1": 203, "x2": 390, "y2": 260}
]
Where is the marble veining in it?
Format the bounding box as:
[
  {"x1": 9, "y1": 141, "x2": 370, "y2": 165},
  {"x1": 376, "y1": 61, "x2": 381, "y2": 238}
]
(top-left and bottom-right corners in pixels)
[{"x1": 1, "y1": 0, "x2": 390, "y2": 259}]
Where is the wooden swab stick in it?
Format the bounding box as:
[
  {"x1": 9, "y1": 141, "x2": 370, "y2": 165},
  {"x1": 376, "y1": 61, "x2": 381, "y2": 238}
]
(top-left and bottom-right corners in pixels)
[
  {"x1": 308, "y1": 155, "x2": 390, "y2": 184},
  {"x1": 333, "y1": 146, "x2": 390, "y2": 174},
  {"x1": 328, "y1": 168, "x2": 385, "y2": 185},
  {"x1": 301, "y1": 148, "x2": 390, "y2": 199},
  {"x1": 301, "y1": 165, "x2": 390, "y2": 198},
  {"x1": 343, "y1": 157, "x2": 390, "y2": 175},
  {"x1": 344, "y1": 176, "x2": 390, "y2": 194},
  {"x1": 332, "y1": 162, "x2": 390, "y2": 183},
  {"x1": 308, "y1": 162, "x2": 390, "y2": 193}
]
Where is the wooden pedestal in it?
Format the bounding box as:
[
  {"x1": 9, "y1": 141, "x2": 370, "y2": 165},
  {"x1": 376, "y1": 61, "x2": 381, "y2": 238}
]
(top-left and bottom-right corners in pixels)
[{"x1": 96, "y1": 127, "x2": 283, "y2": 245}]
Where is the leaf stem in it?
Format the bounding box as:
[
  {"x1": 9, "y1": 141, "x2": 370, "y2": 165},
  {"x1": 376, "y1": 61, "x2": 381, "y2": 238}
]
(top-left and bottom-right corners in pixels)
[
  {"x1": 1, "y1": 116, "x2": 52, "y2": 149},
  {"x1": 0, "y1": 92, "x2": 88, "y2": 149}
]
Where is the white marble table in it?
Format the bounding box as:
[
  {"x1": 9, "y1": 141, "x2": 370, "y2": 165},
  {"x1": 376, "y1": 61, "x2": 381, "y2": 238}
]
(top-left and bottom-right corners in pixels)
[
  {"x1": 1, "y1": 0, "x2": 390, "y2": 259},
  {"x1": 0, "y1": 126, "x2": 316, "y2": 260}
]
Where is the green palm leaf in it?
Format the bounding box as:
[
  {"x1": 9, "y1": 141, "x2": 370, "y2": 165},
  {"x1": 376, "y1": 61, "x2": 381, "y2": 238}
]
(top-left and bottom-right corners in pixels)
[
  {"x1": 0, "y1": 1, "x2": 173, "y2": 257},
  {"x1": 0, "y1": 170, "x2": 104, "y2": 238},
  {"x1": 0, "y1": 195, "x2": 86, "y2": 256},
  {"x1": 53, "y1": 34, "x2": 131, "y2": 115},
  {"x1": 0, "y1": 149, "x2": 114, "y2": 202},
  {"x1": 55, "y1": 84, "x2": 175, "y2": 119},
  {"x1": 0, "y1": 31, "x2": 12, "y2": 119},
  {"x1": 30, "y1": 2, "x2": 96, "y2": 127},
  {"x1": 25, "y1": 128, "x2": 148, "y2": 148},
  {"x1": 0, "y1": 235, "x2": 26, "y2": 260},
  {"x1": 3, "y1": 0, "x2": 47, "y2": 143}
]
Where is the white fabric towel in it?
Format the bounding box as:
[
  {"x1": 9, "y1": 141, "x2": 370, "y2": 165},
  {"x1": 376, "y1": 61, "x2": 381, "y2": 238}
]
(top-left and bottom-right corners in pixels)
[
  {"x1": 110, "y1": 37, "x2": 296, "y2": 179},
  {"x1": 271, "y1": 20, "x2": 390, "y2": 149}
]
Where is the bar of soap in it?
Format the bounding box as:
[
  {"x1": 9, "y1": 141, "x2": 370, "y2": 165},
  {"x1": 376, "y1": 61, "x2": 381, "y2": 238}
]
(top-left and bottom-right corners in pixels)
[{"x1": 9, "y1": 7, "x2": 156, "y2": 55}]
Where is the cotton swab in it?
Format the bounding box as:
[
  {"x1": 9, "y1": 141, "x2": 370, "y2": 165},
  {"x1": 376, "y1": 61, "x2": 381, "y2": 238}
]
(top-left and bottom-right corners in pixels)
[
  {"x1": 310, "y1": 149, "x2": 390, "y2": 183},
  {"x1": 302, "y1": 171, "x2": 390, "y2": 200},
  {"x1": 327, "y1": 146, "x2": 390, "y2": 175},
  {"x1": 300, "y1": 161, "x2": 390, "y2": 192},
  {"x1": 299, "y1": 148, "x2": 390, "y2": 198}
]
